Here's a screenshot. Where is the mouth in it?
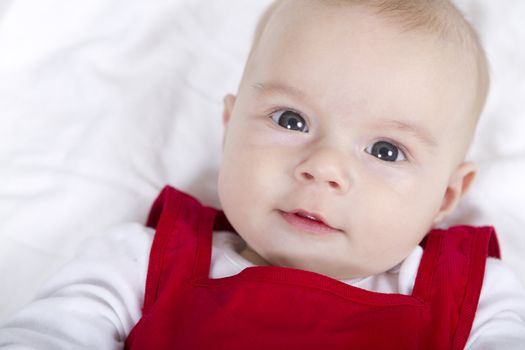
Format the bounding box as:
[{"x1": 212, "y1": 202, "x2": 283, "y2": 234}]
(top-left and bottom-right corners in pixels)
[{"x1": 279, "y1": 209, "x2": 343, "y2": 235}]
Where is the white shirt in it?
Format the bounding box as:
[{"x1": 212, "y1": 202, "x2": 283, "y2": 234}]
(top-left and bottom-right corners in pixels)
[{"x1": 0, "y1": 222, "x2": 524, "y2": 349}]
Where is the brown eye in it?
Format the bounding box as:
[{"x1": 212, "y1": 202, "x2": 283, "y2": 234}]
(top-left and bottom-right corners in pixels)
[
  {"x1": 270, "y1": 110, "x2": 309, "y2": 133},
  {"x1": 365, "y1": 141, "x2": 406, "y2": 162}
]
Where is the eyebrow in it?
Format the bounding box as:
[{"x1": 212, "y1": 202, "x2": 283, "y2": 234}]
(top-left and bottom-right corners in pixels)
[
  {"x1": 377, "y1": 119, "x2": 438, "y2": 148},
  {"x1": 251, "y1": 82, "x2": 308, "y2": 101},
  {"x1": 251, "y1": 82, "x2": 438, "y2": 148}
]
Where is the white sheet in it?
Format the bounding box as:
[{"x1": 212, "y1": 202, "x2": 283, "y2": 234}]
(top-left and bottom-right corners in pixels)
[{"x1": 0, "y1": 0, "x2": 524, "y2": 321}]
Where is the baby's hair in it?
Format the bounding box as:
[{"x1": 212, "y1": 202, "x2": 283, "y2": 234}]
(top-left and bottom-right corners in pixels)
[{"x1": 251, "y1": 0, "x2": 490, "y2": 123}]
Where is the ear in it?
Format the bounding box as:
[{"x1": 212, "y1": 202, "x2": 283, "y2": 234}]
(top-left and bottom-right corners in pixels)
[
  {"x1": 433, "y1": 162, "x2": 477, "y2": 225},
  {"x1": 222, "y1": 94, "x2": 236, "y2": 125}
]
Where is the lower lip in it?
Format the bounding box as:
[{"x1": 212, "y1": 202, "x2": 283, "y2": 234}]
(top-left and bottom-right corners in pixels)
[{"x1": 280, "y1": 211, "x2": 342, "y2": 235}]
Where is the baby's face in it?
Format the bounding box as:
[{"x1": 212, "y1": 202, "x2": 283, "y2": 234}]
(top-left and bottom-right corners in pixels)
[{"x1": 218, "y1": 1, "x2": 478, "y2": 279}]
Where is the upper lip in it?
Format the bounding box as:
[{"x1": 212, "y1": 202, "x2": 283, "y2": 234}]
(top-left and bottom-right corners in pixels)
[{"x1": 288, "y1": 209, "x2": 342, "y2": 231}]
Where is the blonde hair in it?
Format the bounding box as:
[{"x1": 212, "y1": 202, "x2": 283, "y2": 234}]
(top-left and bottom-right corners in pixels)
[{"x1": 251, "y1": 0, "x2": 490, "y2": 121}]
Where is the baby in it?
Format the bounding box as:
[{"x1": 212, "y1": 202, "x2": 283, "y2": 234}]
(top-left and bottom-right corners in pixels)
[{"x1": 1, "y1": 0, "x2": 524, "y2": 349}]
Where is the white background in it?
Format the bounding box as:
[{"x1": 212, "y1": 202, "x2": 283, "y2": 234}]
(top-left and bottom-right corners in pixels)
[{"x1": 0, "y1": 0, "x2": 524, "y2": 320}]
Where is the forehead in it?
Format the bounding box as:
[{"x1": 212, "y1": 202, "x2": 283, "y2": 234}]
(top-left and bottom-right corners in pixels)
[{"x1": 243, "y1": 1, "x2": 476, "y2": 141}]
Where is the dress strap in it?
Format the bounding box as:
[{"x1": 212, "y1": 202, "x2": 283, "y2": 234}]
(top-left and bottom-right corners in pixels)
[
  {"x1": 143, "y1": 186, "x2": 218, "y2": 310},
  {"x1": 412, "y1": 225, "x2": 500, "y2": 349}
]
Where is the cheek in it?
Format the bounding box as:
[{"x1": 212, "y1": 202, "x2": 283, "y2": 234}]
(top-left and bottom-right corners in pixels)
[
  {"x1": 359, "y1": 163, "x2": 419, "y2": 212},
  {"x1": 218, "y1": 130, "x2": 295, "y2": 246},
  {"x1": 218, "y1": 153, "x2": 260, "y2": 238},
  {"x1": 219, "y1": 117, "x2": 302, "y2": 197},
  {"x1": 218, "y1": 128, "x2": 286, "y2": 217},
  {"x1": 363, "y1": 159, "x2": 447, "y2": 206},
  {"x1": 354, "y1": 165, "x2": 447, "y2": 236}
]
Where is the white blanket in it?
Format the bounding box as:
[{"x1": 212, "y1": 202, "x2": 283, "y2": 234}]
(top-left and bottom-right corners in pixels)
[{"x1": 0, "y1": 0, "x2": 524, "y2": 320}]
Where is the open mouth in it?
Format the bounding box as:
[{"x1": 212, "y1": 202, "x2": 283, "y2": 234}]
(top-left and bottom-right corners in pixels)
[{"x1": 280, "y1": 210, "x2": 342, "y2": 235}]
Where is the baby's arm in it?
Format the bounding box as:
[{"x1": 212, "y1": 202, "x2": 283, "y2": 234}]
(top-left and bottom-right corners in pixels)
[
  {"x1": 0, "y1": 223, "x2": 152, "y2": 350},
  {"x1": 466, "y1": 258, "x2": 525, "y2": 349}
]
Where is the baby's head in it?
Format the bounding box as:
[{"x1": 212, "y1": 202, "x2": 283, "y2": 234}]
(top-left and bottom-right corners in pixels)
[{"x1": 218, "y1": 0, "x2": 490, "y2": 279}]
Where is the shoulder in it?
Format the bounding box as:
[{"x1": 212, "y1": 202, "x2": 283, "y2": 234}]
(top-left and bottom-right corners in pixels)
[
  {"x1": 478, "y1": 258, "x2": 525, "y2": 312},
  {"x1": 76, "y1": 222, "x2": 154, "y2": 260},
  {"x1": 34, "y1": 222, "x2": 155, "y2": 299},
  {"x1": 466, "y1": 258, "x2": 525, "y2": 349},
  {"x1": 0, "y1": 223, "x2": 156, "y2": 349}
]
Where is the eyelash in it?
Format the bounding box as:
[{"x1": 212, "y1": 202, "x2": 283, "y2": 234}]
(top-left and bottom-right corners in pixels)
[
  {"x1": 364, "y1": 139, "x2": 409, "y2": 163},
  {"x1": 268, "y1": 107, "x2": 307, "y2": 122},
  {"x1": 267, "y1": 107, "x2": 310, "y2": 133}
]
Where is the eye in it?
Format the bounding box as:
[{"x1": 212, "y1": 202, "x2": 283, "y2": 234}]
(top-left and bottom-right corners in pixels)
[
  {"x1": 365, "y1": 141, "x2": 406, "y2": 162},
  {"x1": 270, "y1": 109, "x2": 309, "y2": 133}
]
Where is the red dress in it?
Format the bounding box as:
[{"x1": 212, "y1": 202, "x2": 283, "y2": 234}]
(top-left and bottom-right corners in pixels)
[{"x1": 125, "y1": 186, "x2": 500, "y2": 350}]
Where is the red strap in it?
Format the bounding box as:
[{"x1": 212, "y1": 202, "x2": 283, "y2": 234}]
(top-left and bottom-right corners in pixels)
[
  {"x1": 453, "y1": 226, "x2": 499, "y2": 348},
  {"x1": 143, "y1": 187, "x2": 183, "y2": 312}
]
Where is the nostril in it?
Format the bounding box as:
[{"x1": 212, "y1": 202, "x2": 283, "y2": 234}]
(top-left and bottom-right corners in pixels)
[
  {"x1": 328, "y1": 181, "x2": 340, "y2": 189},
  {"x1": 302, "y1": 172, "x2": 314, "y2": 181}
]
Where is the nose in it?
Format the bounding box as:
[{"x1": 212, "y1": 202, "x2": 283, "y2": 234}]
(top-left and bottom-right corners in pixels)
[{"x1": 294, "y1": 147, "x2": 350, "y2": 194}]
